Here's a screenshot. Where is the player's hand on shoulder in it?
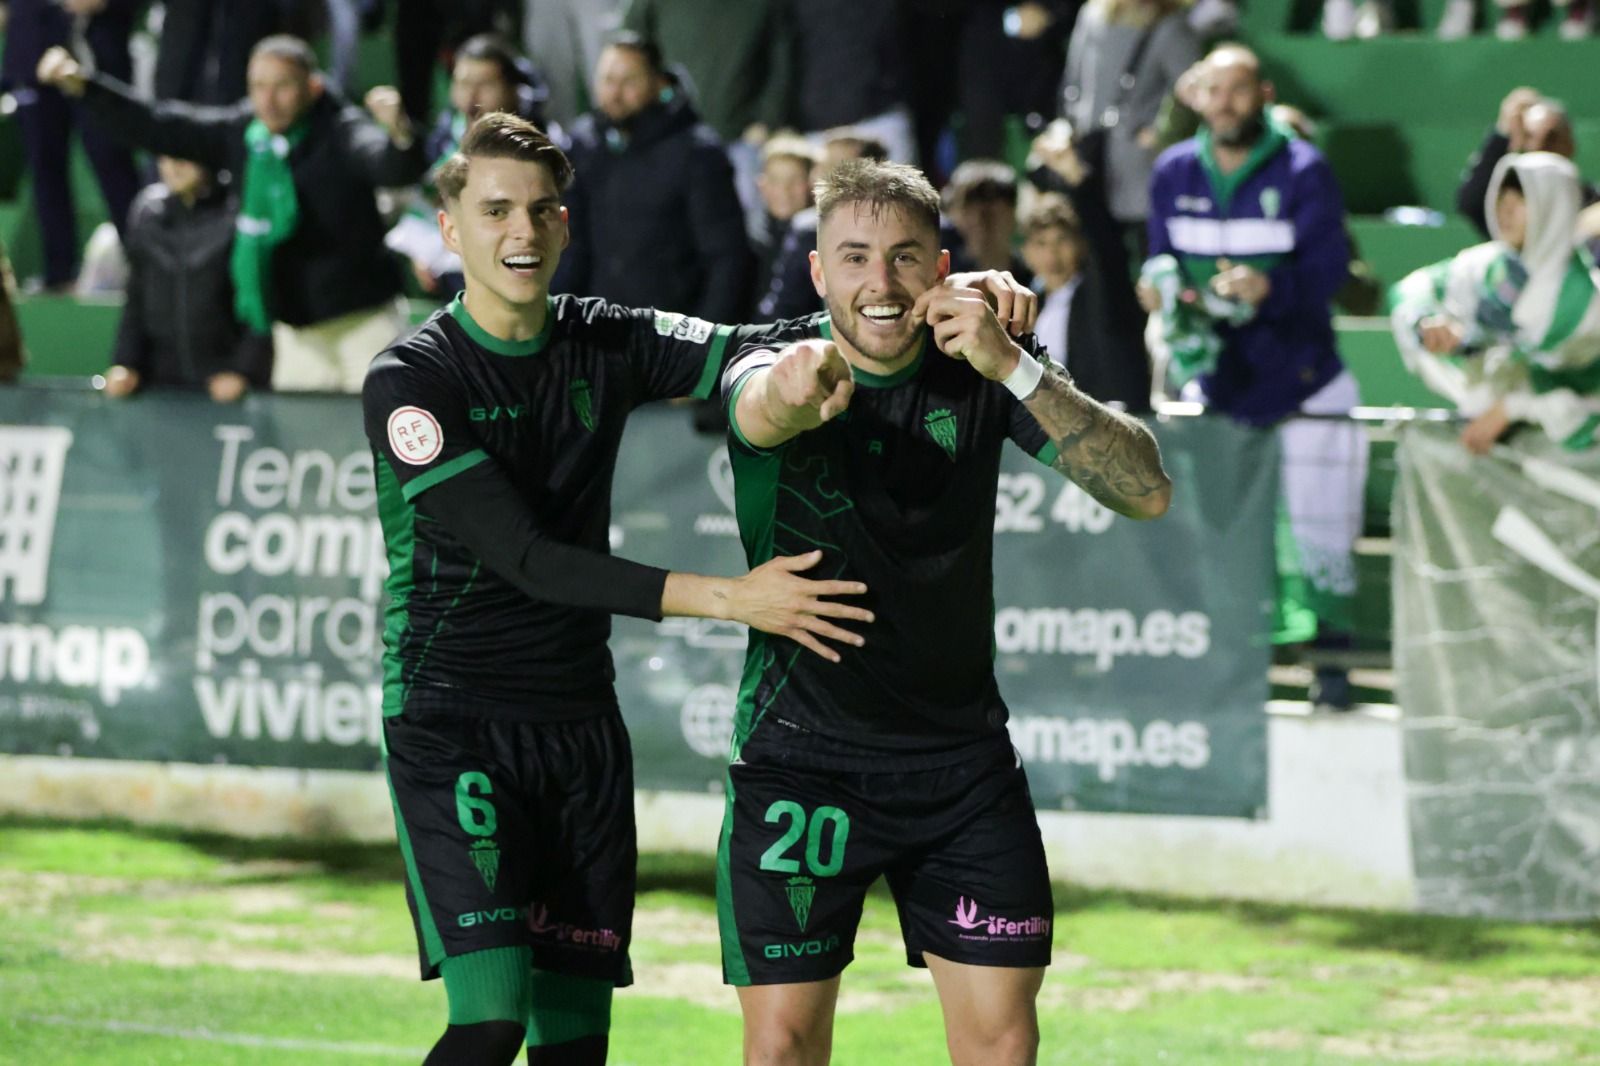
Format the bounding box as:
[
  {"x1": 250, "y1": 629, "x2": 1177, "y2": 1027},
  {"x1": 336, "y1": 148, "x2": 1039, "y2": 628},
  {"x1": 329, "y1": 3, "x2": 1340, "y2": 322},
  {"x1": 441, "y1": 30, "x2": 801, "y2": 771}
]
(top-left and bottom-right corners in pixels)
[
  {"x1": 941, "y1": 270, "x2": 1038, "y2": 335},
  {"x1": 768, "y1": 339, "x2": 854, "y2": 430},
  {"x1": 914, "y1": 285, "x2": 1024, "y2": 383},
  {"x1": 729, "y1": 550, "x2": 874, "y2": 663}
]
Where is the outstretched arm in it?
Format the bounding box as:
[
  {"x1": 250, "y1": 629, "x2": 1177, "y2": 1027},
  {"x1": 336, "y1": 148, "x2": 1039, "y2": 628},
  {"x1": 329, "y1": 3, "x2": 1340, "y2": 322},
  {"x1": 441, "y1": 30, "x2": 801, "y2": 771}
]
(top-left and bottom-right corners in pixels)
[
  {"x1": 39, "y1": 47, "x2": 239, "y2": 168},
  {"x1": 417, "y1": 461, "x2": 872, "y2": 661},
  {"x1": 730, "y1": 339, "x2": 855, "y2": 450}
]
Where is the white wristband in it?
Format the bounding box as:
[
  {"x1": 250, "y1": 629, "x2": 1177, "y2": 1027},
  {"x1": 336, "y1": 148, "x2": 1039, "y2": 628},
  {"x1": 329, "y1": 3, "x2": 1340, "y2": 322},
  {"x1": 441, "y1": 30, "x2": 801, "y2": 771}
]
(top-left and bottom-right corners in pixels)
[{"x1": 1002, "y1": 349, "x2": 1045, "y2": 400}]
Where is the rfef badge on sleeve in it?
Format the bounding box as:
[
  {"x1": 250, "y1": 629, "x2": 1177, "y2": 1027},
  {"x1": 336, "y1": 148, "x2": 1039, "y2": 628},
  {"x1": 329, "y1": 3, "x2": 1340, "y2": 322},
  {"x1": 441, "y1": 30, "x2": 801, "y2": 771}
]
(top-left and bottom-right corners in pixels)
[{"x1": 387, "y1": 406, "x2": 444, "y2": 465}]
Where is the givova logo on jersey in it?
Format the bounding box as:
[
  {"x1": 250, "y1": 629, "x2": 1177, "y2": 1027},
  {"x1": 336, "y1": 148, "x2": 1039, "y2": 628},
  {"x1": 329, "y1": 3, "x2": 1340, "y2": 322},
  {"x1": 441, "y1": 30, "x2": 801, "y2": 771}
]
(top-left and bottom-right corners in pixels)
[{"x1": 0, "y1": 426, "x2": 150, "y2": 708}]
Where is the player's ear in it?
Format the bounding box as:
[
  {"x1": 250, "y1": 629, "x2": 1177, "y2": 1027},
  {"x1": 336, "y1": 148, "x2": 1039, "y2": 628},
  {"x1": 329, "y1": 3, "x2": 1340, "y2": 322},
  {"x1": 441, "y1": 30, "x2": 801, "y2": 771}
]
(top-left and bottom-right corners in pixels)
[
  {"x1": 559, "y1": 204, "x2": 570, "y2": 250},
  {"x1": 809, "y1": 249, "x2": 826, "y2": 298},
  {"x1": 936, "y1": 249, "x2": 951, "y2": 281},
  {"x1": 438, "y1": 206, "x2": 459, "y2": 254}
]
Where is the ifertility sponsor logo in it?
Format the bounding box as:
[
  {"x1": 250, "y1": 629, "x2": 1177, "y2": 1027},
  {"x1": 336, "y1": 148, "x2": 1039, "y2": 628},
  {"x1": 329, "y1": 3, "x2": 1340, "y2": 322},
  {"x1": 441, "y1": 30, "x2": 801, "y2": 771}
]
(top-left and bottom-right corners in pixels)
[
  {"x1": 527, "y1": 904, "x2": 622, "y2": 952},
  {"x1": 947, "y1": 897, "x2": 1051, "y2": 942}
]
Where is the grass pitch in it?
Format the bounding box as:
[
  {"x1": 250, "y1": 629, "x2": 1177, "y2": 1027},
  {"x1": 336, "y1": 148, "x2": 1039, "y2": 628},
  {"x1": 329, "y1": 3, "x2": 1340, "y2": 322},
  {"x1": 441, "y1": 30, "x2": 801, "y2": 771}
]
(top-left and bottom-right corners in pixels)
[{"x1": 2, "y1": 816, "x2": 1598, "y2": 1065}]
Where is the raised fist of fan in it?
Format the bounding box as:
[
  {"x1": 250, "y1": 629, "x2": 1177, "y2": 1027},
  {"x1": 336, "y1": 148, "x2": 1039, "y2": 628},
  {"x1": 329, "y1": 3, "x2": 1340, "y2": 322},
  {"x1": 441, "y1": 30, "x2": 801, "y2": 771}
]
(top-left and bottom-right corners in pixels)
[{"x1": 36, "y1": 46, "x2": 87, "y2": 97}]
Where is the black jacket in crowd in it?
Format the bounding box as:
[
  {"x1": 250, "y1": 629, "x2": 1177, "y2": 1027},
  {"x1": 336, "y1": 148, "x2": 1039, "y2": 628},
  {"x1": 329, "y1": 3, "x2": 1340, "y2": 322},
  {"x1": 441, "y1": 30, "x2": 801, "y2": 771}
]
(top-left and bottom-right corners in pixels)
[
  {"x1": 755, "y1": 208, "x2": 819, "y2": 323},
  {"x1": 785, "y1": 0, "x2": 910, "y2": 131},
  {"x1": 1456, "y1": 126, "x2": 1600, "y2": 238},
  {"x1": 113, "y1": 182, "x2": 270, "y2": 387},
  {"x1": 154, "y1": 0, "x2": 284, "y2": 105},
  {"x1": 1027, "y1": 162, "x2": 1153, "y2": 411},
  {"x1": 555, "y1": 86, "x2": 751, "y2": 324},
  {"x1": 80, "y1": 74, "x2": 428, "y2": 328}
]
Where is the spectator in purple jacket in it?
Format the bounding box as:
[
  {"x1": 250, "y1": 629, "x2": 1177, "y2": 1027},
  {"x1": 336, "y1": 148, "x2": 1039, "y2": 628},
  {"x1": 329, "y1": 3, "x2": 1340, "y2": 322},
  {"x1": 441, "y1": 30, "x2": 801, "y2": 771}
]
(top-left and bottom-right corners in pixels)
[{"x1": 1139, "y1": 45, "x2": 1365, "y2": 711}]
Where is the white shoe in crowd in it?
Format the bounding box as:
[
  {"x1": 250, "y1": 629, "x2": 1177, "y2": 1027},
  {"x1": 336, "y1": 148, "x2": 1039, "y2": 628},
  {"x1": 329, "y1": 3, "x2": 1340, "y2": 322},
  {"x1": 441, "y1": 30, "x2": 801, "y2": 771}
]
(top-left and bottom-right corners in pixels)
[
  {"x1": 1436, "y1": 0, "x2": 1475, "y2": 37},
  {"x1": 1354, "y1": 0, "x2": 1394, "y2": 36},
  {"x1": 1323, "y1": 0, "x2": 1357, "y2": 39}
]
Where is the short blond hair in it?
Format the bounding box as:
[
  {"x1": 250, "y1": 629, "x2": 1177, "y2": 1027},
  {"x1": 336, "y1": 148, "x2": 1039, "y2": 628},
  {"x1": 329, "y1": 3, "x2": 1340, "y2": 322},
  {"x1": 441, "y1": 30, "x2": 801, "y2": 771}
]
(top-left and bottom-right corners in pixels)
[
  {"x1": 761, "y1": 133, "x2": 822, "y2": 171},
  {"x1": 814, "y1": 159, "x2": 940, "y2": 233}
]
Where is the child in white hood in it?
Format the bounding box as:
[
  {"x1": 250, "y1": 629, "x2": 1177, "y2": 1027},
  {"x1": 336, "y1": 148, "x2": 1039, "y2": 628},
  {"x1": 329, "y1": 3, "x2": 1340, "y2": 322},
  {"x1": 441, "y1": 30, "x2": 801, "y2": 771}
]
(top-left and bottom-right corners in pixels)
[{"x1": 1391, "y1": 152, "x2": 1600, "y2": 454}]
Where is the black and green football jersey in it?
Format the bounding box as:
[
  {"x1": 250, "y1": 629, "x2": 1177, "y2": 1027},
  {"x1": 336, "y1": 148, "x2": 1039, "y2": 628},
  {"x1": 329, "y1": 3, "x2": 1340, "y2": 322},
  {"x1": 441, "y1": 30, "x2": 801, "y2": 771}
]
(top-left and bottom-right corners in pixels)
[
  {"x1": 722, "y1": 313, "x2": 1061, "y2": 769},
  {"x1": 363, "y1": 294, "x2": 769, "y2": 719}
]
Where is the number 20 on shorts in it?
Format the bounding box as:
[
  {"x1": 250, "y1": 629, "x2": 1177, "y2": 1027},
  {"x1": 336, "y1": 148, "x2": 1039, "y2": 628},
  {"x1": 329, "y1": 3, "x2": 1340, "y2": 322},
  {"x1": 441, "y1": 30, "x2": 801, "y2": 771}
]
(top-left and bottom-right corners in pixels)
[{"x1": 759, "y1": 801, "x2": 850, "y2": 877}]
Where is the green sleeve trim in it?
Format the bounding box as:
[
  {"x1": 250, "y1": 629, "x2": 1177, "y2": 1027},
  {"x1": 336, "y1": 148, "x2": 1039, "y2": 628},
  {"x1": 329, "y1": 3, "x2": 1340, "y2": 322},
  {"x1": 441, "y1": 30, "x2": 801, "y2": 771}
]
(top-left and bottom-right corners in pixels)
[
  {"x1": 1561, "y1": 413, "x2": 1600, "y2": 452},
  {"x1": 727, "y1": 369, "x2": 781, "y2": 454},
  {"x1": 1033, "y1": 441, "x2": 1061, "y2": 468},
  {"x1": 400, "y1": 448, "x2": 490, "y2": 501},
  {"x1": 692, "y1": 325, "x2": 736, "y2": 400},
  {"x1": 1538, "y1": 253, "x2": 1598, "y2": 351}
]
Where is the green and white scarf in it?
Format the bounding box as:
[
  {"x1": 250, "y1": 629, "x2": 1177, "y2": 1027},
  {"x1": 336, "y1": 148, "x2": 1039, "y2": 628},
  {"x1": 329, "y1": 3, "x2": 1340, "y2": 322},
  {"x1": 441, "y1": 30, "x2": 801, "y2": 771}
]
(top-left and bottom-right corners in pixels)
[
  {"x1": 1141, "y1": 253, "x2": 1255, "y2": 386},
  {"x1": 231, "y1": 118, "x2": 308, "y2": 333}
]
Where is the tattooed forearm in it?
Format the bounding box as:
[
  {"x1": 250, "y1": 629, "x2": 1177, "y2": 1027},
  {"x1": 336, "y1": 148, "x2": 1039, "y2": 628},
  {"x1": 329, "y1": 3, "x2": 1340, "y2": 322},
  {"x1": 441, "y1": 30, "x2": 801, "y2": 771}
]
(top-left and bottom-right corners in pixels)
[{"x1": 1024, "y1": 363, "x2": 1172, "y2": 519}]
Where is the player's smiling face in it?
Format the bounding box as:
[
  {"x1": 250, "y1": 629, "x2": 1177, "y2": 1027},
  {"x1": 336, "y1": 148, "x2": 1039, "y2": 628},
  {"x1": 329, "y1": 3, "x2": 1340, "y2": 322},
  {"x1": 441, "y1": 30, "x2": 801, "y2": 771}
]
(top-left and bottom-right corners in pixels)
[
  {"x1": 811, "y1": 201, "x2": 949, "y2": 371},
  {"x1": 441, "y1": 155, "x2": 569, "y2": 308}
]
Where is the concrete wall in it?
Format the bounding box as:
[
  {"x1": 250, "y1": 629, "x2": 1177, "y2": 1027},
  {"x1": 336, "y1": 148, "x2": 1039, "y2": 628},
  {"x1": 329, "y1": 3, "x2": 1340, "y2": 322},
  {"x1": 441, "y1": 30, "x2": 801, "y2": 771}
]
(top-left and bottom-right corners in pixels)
[{"x1": 0, "y1": 704, "x2": 1416, "y2": 911}]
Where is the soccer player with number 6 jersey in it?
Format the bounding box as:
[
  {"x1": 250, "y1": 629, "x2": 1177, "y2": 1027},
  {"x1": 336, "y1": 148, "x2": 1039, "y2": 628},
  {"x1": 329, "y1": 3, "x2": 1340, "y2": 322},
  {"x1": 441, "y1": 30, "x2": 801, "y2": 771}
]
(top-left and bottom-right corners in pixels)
[{"x1": 361, "y1": 114, "x2": 880, "y2": 1066}]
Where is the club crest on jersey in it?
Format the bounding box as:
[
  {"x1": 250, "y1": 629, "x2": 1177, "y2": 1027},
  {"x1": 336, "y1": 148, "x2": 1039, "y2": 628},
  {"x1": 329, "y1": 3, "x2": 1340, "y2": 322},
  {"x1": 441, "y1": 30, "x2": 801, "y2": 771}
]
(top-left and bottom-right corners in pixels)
[
  {"x1": 786, "y1": 876, "x2": 816, "y2": 932},
  {"x1": 387, "y1": 406, "x2": 443, "y2": 465},
  {"x1": 570, "y1": 378, "x2": 596, "y2": 431},
  {"x1": 924, "y1": 408, "x2": 957, "y2": 460}
]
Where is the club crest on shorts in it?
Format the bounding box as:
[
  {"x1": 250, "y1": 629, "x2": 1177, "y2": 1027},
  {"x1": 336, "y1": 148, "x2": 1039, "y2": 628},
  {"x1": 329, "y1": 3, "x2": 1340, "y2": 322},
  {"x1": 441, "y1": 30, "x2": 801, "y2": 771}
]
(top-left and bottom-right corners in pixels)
[
  {"x1": 924, "y1": 408, "x2": 957, "y2": 460},
  {"x1": 387, "y1": 406, "x2": 444, "y2": 465},
  {"x1": 570, "y1": 378, "x2": 596, "y2": 431},
  {"x1": 786, "y1": 876, "x2": 816, "y2": 932},
  {"x1": 469, "y1": 839, "x2": 501, "y2": 893}
]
